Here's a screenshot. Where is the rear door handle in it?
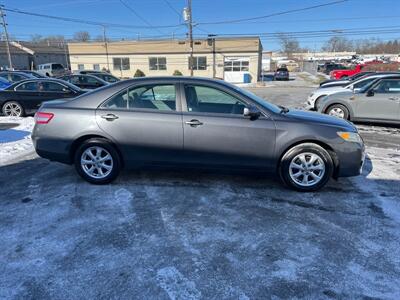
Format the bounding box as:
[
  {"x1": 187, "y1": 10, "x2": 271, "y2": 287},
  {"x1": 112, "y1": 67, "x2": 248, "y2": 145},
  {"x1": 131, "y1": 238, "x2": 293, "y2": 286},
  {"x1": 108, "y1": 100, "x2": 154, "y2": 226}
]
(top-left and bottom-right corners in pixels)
[
  {"x1": 185, "y1": 119, "x2": 203, "y2": 127},
  {"x1": 101, "y1": 113, "x2": 119, "y2": 121}
]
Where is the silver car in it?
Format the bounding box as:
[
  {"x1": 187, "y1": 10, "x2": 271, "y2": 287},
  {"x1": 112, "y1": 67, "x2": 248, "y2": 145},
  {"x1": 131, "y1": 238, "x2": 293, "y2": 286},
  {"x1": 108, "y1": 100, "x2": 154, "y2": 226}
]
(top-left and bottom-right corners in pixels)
[
  {"x1": 317, "y1": 76, "x2": 400, "y2": 124},
  {"x1": 32, "y1": 77, "x2": 365, "y2": 191}
]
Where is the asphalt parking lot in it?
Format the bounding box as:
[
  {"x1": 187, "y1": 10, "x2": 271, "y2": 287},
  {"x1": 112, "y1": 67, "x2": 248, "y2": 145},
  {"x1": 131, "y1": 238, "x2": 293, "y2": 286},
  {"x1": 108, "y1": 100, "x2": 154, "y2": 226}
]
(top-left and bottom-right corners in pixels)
[{"x1": 1, "y1": 76, "x2": 400, "y2": 299}]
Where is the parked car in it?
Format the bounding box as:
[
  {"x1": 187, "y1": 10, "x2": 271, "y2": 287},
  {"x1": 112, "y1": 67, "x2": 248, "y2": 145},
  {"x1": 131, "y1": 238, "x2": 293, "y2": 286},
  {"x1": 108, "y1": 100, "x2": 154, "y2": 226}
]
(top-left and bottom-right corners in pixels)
[
  {"x1": 0, "y1": 78, "x2": 86, "y2": 117},
  {"x1": 0, "y1": 71, "x2": 35, "y2": 83},
  {"x1": 32, "y1": 77, "x2": 365, "y2": 192},
  {"x1": 37, "y1": 63, "x2": 69, "y2": 77},
  {"x1": 58, "y1": 74, "x2": 109, "y2": 89},
  {"x1": 330, "y1": 64, "x2": 364, "y2": 79},
  {"x1": 317, "y1": 76, "x2": 400, "y2": 124},
  {"x1": 274, "y1": 67, "x2": 289, "y2": 81},
  {"x1": 319, "y1": 71, "x2": 376, "y2": 88},
  {"x1": 18, "y1": 70, "x2": 47, "y2": 78},
  {"x1": 306, "y1": 73, "x2": 400, "y2": 110},
  {"x1": 0, "y1": 77, "x2": 11, "y2": 90},
  {"x1": 324, "y1": 63, "x2": 348, "y2": 75},
  {"x1": 76, "y1": 71, "x2": 120, "y2": 83}
]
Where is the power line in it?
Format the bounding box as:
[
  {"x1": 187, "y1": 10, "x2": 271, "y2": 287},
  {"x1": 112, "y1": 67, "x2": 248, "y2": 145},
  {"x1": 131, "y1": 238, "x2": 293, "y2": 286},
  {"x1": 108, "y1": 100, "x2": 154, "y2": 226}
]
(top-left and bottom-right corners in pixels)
[
  {"x1": 196, "y1": 0, "x2": 349, "y2": 25},
  {"x1": 118, "y1": 0, "x2": 165, "y2": 34},
  {"x1": 3, "y1": 6, "x2": 184, "y2": 29},
  {"x1": 163, "y1": 0, "x2": 182, "y2": 22}
]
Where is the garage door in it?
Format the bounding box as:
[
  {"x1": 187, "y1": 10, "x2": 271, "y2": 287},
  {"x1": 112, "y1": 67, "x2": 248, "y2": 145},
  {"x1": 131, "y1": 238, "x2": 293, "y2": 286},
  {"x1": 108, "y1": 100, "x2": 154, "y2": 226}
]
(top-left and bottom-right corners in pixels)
[{"x1": 224, "y1": 57, "x2": 250, "y2": 83}]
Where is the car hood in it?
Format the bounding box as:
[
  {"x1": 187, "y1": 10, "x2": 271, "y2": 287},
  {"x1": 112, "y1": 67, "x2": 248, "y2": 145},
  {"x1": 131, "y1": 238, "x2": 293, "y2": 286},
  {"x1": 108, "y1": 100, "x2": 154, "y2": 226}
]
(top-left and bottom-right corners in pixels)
[
  {"x1": 325, "y1": 90, "x2": 354, "y2": 99},
  {"x1": 314, "y1": 86, "x2": 348, "y2": 95},
  {"x1": 284, "y1": 109, "x2": 356, "y2": 131}
]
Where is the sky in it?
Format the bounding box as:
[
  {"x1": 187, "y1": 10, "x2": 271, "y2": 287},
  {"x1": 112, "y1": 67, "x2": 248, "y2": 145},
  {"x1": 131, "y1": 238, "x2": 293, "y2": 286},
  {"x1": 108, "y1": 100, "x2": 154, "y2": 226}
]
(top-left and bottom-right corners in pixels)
[{"x1": 2, "y1": 0, "x2": 400, "y2": 51}]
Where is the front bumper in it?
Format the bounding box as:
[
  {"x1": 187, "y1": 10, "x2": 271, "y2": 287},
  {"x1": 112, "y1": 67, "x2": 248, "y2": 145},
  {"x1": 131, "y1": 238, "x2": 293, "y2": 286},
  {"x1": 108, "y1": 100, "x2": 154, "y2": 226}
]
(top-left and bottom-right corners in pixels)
[{"x1": 336, "y1": 141, "x2": 366, "y2": 177}]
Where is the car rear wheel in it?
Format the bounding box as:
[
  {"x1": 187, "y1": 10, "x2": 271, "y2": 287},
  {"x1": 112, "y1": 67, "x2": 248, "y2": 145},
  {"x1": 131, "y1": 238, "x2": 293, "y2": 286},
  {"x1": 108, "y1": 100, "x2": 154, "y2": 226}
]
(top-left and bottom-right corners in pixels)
[
  {"x1": 280, "y1": 143, "x2": 333, "y2": 192},
  {"x1": 74, "y1": 138, "x2": 121, "y2": 184},
  {"x1": 2, "y1": 101, "x2": 25, "y2": 117},
  {"x1": 326, "y1": 104, "x2": 349, "y2": 120}
]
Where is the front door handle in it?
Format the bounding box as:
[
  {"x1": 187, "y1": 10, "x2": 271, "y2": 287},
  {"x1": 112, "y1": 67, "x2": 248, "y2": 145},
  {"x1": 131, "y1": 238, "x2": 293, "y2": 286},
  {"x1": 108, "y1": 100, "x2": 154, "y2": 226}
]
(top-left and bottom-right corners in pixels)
[
  {"x1": 388, "y1": 97, "x2": 399, "y2": 101},
  {"x1": 101, "y1": 113, "x2": 119, "y2": 121},
  {"x1": 185, "y1": 119, "x2": 203, "y2": 127}
]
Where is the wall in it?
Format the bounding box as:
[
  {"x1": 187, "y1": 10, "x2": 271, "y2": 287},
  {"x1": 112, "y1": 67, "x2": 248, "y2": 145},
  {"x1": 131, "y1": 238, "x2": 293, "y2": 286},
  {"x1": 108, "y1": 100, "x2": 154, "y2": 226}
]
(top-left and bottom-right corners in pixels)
[{"x1": 69, "y1": 52, "x2": 260, "y2": 82}]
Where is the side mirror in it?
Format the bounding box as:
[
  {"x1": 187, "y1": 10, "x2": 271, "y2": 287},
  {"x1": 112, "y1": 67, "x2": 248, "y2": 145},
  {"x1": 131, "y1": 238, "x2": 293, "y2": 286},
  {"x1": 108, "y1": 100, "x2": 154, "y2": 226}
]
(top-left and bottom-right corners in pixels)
[
  {"x1": 243, "y1": 106, "x2": 261, "y2": 120},
  {"x1": 366, "y1": 89, "x2": 374, "y2": 97}
]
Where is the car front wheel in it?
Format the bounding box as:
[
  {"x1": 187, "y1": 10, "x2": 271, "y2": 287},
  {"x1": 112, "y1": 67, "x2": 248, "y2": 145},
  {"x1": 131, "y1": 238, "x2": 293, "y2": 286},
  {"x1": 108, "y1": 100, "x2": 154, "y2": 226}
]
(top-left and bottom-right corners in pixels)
[
  {"x1": 326, "y1": 104, "x2": 350, "y2": 120},
  {"x1": 74, "y1": 138, "x2": 121, "y2": 184},
  {"x1": 2, "y1": 101, "x2": 24, "y2": 117},
  {"x1": 280, "y1": 143, "x2": 334, "y2": 192}
]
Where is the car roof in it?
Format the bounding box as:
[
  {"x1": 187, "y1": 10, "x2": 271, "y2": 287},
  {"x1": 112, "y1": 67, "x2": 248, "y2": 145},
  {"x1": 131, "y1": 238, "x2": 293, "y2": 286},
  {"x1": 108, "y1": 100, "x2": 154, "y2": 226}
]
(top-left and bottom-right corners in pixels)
[{"x1": 6, "y1": 78, "x2": 82, "y2": 90}]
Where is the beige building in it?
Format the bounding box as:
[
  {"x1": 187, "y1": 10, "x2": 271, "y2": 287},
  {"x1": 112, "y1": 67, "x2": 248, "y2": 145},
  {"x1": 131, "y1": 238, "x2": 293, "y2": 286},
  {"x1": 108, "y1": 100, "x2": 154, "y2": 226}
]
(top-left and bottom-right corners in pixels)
[{"x1": 67, "y1": 37, "x2": 263, "y2": 83}]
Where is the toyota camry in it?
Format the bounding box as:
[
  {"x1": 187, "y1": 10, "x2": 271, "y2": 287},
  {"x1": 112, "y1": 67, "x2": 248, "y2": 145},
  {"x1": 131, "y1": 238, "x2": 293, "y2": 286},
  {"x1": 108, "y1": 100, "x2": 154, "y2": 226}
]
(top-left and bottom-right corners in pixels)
[{"x1": 32, "y1": 77, "x2": 365, "y2": 191}]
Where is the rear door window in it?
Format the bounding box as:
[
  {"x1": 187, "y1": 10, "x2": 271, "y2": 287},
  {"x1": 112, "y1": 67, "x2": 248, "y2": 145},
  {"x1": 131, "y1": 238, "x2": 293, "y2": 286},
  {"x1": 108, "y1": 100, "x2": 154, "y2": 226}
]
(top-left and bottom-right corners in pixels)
[
  {"x1": 15, "y1": 82, "x2": 39, "y2": 91},
  {"x1": 103, "y1": 84, "x2": 176, "y2": 111},
  {"x1": 40, "y1": 81, "x2": 66, "y2": 92}
]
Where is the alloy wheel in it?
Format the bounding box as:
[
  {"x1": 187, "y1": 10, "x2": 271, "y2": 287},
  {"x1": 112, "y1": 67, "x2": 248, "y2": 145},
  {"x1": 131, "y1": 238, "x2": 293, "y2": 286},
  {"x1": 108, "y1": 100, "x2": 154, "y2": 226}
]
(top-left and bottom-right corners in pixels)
[
  {"x1": 328, "y1": 107, "x2": 345, "y2": 119},
  {"x1": 81, "y1": 146, "x2": 114, "y2": 179},
  {"x1": 3, "y1": 102, "x2": 22, "y2": 117},
  {"x1": 289, "y1": 152, "x2": 325, "y2": 187}
]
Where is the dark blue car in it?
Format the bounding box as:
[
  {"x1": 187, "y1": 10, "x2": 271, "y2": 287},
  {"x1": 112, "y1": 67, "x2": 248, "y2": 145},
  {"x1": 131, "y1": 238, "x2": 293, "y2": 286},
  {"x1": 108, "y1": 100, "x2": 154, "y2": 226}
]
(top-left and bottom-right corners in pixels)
[{"x1": 0, "y1": 77, "x2": 11, "y2": 90}]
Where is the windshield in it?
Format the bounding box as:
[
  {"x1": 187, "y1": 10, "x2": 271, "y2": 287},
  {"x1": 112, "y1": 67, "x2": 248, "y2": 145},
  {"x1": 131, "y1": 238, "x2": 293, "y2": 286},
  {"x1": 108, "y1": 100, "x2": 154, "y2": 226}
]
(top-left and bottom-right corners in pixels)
[{"x1": 52, "y1": 64, "x2": 64, "y2": 70}]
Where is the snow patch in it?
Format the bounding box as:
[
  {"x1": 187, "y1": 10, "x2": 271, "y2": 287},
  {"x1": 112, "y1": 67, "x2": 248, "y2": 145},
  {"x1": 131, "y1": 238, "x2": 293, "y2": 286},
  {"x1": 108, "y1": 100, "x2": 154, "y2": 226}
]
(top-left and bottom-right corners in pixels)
[
  {"x1": 0, "y1": 116, "x2": 35, "y2": 165},
  {"x1": 157, "y1": 266, "x2": 201, "y2": 300}
]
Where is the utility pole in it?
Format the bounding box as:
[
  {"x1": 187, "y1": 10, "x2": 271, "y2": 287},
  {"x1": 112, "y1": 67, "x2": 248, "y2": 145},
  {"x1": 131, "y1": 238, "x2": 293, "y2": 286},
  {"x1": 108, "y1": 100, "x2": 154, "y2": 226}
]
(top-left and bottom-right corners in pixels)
[
  {"x1": 102, "y1": 25, "x2": 110, "y2": 72},
  {"x1": 208, "y1": 34, "x2": 216, "y2": 78},
  {"x1": 0, "y1": 5, "x2": 13, "y2": 70},
  {"x1": 184, "y1": 0, "x2": 194, "y2": 76}
]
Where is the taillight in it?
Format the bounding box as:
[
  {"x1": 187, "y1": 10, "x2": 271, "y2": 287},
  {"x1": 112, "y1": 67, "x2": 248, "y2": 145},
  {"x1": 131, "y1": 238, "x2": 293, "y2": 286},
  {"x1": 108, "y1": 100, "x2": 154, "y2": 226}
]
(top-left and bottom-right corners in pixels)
[{"x1": 35, "y1": 112, "x2": 54, "y2": 124}]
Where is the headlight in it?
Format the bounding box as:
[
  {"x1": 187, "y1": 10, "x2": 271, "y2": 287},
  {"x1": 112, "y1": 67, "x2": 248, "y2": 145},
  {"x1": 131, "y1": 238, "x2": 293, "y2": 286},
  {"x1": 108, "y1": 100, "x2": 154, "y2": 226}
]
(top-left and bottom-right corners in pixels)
[{"x1": 337, "y1": 131, "x2": 363, "y2": 143}]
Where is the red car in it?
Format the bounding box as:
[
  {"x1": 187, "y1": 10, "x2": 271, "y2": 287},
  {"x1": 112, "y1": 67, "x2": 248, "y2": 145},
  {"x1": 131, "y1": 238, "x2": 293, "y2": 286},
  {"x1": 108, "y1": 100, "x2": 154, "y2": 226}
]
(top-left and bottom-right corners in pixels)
[{"x1": 330, "y1": 64, "x2": 364, "y2": 79}]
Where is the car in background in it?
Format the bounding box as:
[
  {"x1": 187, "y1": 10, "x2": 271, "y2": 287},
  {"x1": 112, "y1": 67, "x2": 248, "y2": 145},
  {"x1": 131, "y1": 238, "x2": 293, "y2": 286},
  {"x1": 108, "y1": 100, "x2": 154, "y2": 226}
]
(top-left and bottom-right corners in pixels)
[
  {"x1": 32, "y1": 77, "x2": 365, "y2": 192},
  {"x1": 330, "y1": 64, "x2": 364, "y2": 79},
  {"x1": 37, "y1": 63, "x2": 69, "y2": 77},
  {"x1": 58, "y1": 74, "x2": 109, "y2": 90},
  {"x1": 319, "y1": 71, "x2": 376, "y2": 88},
  {"x1": 0, "y1": 78, "x2": 86, "y2": 117},
  {"x1": 306, "y1": 73, "x2": 400, "y2": 110},
  {"x1": 317, "y1": 76, "x2": 400, "y2": 124},
  {"x1": 274, "y1": 67, "x2": 289, "y2": 81},
  {"x1": 75, "y1": 70, "x2": 120, "y2": 83},
  {"x1": 18, "y1": 70, "x2": 47, "y2": 78},
  {"x1": 323, "y1": 63, "x2": 348, "y2": 75},
  {"x1": 0, "y1": 77, "x2": 11, "y2": 90},
  {"x1": 0, "y1": 71, "x2": 35, "y2": 83}
]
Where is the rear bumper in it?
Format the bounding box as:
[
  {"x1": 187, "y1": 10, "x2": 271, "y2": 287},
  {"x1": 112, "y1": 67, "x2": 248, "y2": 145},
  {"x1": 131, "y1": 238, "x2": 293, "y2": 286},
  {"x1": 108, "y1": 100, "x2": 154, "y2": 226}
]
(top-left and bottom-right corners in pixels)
[{"x1": 32, "y1": 135, "x2": 72, "y2": 164}]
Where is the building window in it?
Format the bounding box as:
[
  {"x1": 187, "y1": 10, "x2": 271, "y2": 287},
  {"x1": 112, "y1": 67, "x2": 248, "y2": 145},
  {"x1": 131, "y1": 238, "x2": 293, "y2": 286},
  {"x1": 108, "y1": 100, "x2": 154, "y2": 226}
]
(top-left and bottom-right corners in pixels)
[
  {"x1": 189, "y1": 56, "x2": 207, "y2": 70},
  {"x1": 113, "y1": 57, "x2": 130, "y2": 70},
  {"x1": 149, "y1": 57, "x2": 167, "y2": 70},
  {"x1": 78, "y1": 64, "x2": 84, "y2": 71},
  {"x1": 224, "y1": 59, "x2": 249, "y2": 72},
  {"x1": 93, "y1": 64, "x2": 100, "y2": 71}
]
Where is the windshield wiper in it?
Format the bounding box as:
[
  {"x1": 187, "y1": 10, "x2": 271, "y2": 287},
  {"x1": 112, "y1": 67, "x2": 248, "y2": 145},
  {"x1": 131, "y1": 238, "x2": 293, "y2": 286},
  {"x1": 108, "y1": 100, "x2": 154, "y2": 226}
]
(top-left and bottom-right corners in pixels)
[{"x1": 278, "y1": 105, "x2": 289, "y2": 114}]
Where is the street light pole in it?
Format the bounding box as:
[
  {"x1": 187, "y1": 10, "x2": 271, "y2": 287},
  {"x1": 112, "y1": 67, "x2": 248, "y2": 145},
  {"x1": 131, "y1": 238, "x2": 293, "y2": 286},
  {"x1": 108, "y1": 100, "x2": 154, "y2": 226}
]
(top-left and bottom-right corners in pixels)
[{"x1": 0, "y1": 5, "x2": 13, "y2": 70}]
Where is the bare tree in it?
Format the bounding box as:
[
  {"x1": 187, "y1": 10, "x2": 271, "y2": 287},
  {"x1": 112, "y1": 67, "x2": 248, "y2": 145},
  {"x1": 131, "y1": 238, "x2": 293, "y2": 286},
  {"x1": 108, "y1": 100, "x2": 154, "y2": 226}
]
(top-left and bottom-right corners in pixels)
[
  {"x1": 322, "y1": 36, "x2": 353, "y2": 52},
  {"x1": 277, "y1": 33, "x2": 301, "y2": 58},
  {"x1": 73, "y1": 31, "x2": 91, "y2": 42}
]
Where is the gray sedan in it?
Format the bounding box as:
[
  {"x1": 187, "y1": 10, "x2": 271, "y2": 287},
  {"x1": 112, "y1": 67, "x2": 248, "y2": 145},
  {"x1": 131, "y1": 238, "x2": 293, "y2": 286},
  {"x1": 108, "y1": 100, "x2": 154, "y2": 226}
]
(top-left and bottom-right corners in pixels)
[
  {"x1": 32, "y1": 77, "x2": 365, "y2": 191},
  {"x1": 317, "y1": 76, "x2": 400, "y2": 124}
]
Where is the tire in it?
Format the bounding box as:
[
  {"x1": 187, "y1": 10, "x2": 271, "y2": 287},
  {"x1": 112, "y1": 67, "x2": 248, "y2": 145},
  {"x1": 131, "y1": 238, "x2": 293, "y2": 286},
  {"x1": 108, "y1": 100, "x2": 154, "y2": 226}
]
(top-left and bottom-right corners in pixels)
[
  {"x1": 279, "y1": 143, "x2": 334, "y2": 192},
  {"x1": 2, "y1": 101, "x2": 25, "y2": 117},
  {"x1": 74, "y1": 138, "x2": 121, "y2": 184},
  {"x1": 325, "y1": 104, "x2": 350, "y2": 120}
]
